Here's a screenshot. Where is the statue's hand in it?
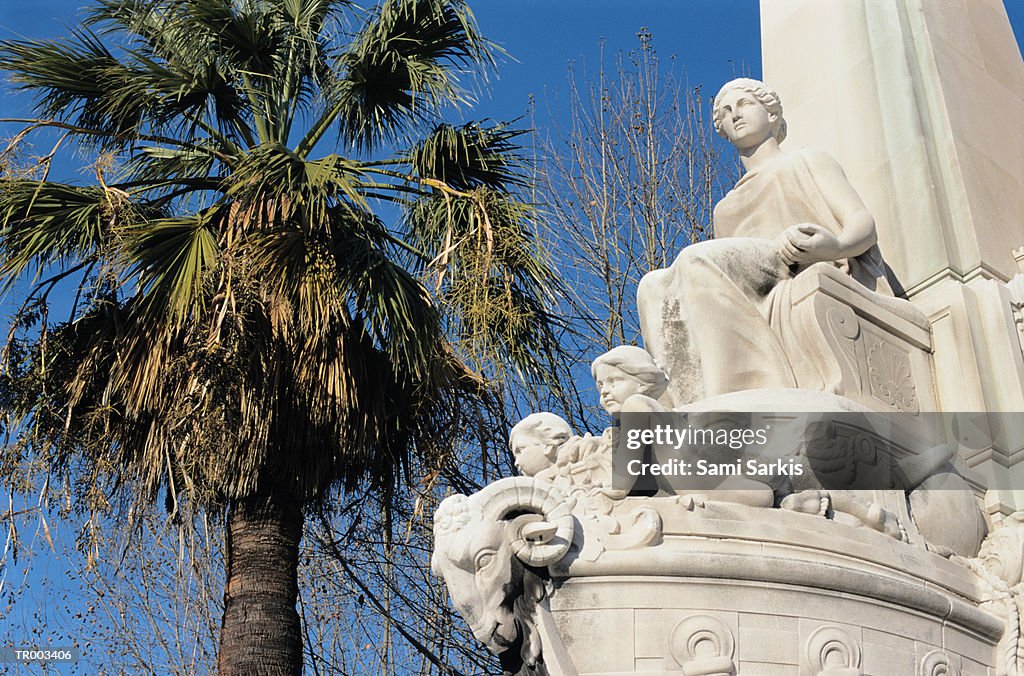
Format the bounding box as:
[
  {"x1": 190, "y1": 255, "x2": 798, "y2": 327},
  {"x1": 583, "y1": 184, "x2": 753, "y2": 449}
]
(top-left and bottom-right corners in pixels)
[{"x1": 776, "y1": 223, "x2": 843, "y2": 265}]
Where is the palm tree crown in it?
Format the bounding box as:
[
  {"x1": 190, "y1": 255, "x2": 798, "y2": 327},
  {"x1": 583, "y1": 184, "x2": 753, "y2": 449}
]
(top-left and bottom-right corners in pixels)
[{"x1": 0, "y1": 0, "x2": 559, "y2": 510}]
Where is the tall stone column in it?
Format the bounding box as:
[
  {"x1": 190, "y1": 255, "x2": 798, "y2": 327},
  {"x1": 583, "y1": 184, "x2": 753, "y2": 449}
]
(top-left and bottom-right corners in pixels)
[{"x1": 761, "y1": 0, "x2": 1024, "y2": 511}]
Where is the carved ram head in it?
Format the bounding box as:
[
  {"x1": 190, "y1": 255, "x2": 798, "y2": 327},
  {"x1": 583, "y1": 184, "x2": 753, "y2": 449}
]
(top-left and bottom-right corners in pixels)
[{"x1": 431, "y1": 477, "x2": 574, "y2": 659}]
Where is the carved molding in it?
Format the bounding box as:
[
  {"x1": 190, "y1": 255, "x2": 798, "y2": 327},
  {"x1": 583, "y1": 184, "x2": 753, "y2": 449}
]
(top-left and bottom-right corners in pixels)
[
  {"x1": 826, "y1": 303, "x2": 861, "y2": 341},
  {"x1": 575, "y1": 505, "x2": 665, "y2": 564},
  {"x1": 805, "y1": 625, "x2": 862, "y2": 675},
  {"x1": 596, "y1": 506, "x2": 663, "y2": 551},
  {"x1": 669, "y1": 614, "x2": 736, "y2": 676},
  {"x1": 1013, "y1": 306, "x2": 1024, "y2": 358},
  {"x1": 918, "y1": 650, "x2": 960, "y2": 676},
  {"x1": 821, "y1": 301, "x2": 861, "y2": 393},
  {"x1": 1007, "y1": 273, "x2": 1024, "y2": 359}
]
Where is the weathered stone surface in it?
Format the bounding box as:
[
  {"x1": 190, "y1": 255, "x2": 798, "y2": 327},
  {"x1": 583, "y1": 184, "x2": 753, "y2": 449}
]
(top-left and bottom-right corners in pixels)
[{"x1": 432, "y1": 2, "x2": 1024, "y2": 669}]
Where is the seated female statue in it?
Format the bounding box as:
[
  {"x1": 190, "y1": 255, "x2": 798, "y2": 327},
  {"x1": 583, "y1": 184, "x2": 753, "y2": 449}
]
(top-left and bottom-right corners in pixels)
[{"x1": 638, "y1": 78, "x2": 893, "y2": 407}]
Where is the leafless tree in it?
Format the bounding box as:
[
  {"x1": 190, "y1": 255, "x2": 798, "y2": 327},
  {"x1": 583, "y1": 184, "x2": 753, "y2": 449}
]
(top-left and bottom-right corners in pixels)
[{"x1": 534, "y1": 29, "x2": 739, "y2": 361}]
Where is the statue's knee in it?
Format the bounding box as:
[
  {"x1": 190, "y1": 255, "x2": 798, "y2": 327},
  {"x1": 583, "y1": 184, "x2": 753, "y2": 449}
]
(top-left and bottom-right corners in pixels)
[
  {"x1": 675, "y1": 241, "x2": 721, "y2": 265},
  {"x1": 673, "y1": 244, "x2": 715, "y2": 281}
]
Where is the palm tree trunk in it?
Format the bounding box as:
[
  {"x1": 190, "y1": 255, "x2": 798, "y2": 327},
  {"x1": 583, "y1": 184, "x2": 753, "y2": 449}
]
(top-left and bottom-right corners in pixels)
[{"x1": 218, "y1": 487, "x2": 304, "y2": 676}]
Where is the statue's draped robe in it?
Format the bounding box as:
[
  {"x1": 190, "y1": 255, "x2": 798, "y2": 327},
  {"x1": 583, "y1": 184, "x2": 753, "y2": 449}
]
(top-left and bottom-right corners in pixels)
[{"x1": 638, "y1": 148, "x2": 892, "y2": 407}]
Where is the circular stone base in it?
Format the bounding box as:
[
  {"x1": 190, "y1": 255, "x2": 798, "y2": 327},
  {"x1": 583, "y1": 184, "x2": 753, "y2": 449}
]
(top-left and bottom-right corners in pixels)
[{"x1": 548, "y1": 499, "x2": 998, "y2": 675}]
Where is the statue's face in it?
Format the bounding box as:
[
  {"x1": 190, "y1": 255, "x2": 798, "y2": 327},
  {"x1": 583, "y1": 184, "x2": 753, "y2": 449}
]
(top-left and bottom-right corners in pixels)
[
  {"x1": 513, "y1": 433, "x2": 556, "y2": 476},
  {"x1": 716, "y1": 87, "x2": 776, "y2": 150},
  {"x1": 979, "y1": 527, "x2": 1024, "y2": 586},
  {"x1": 594, "y1": 363, "x2": 643, "y2": 416}
]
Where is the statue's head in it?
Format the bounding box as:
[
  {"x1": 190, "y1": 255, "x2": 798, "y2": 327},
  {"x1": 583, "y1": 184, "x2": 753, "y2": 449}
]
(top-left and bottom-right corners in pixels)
[
  {"x1": 510, "y1": 412, "x2": 573, "y2": 477},
  {"x1": 979, "y1": 512, "x2": 1024, "y2": 587},
  {"x1": 591, "y1": 346, "x2": 669, "y2": 416},
  {"x1": 431, "y1": 478, "x2": 574, "y2": 662},
  {"x1": 713, "y1": 78, "x2": 787, "y2": 145}
]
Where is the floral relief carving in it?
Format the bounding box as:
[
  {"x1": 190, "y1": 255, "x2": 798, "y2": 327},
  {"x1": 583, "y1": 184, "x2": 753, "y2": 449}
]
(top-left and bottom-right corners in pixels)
[{"x1": 867, "y1": 341, "x2": 919, "y2": 413}]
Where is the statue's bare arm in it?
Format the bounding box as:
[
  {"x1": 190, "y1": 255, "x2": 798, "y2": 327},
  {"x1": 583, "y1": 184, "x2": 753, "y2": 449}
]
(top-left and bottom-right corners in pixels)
[{"x1": 777, "y1": 149, "x2": 878, "y2": 266}]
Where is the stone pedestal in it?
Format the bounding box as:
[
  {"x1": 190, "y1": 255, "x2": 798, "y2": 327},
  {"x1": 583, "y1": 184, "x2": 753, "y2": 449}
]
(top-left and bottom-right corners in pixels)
[{"x1": 547, "y1": 499, "x2": 1000, "y2": 676}]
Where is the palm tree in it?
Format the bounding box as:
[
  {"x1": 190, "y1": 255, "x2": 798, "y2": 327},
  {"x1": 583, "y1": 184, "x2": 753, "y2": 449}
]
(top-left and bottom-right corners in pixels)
[{"x1": 0, "y1": 0, "x2": 561, "y2": 673}]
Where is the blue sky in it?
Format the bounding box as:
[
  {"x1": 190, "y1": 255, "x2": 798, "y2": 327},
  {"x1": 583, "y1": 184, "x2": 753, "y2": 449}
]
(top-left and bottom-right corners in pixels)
[
  {"x1": 4, "y1": 0, "x2": 1023, "y2": 169},
  {"x1": 0, "y1": 1, "x2": 764, "y2": 101},
  {"x1": 468, "y1": 1, "x2": 763, "y2": 119},
  {"x1": 5, "y1": 1, "x2": 1024, "y2": 160},
  {"x1": 1, "y1": 0, "x2": 1023, "y2": 671}
]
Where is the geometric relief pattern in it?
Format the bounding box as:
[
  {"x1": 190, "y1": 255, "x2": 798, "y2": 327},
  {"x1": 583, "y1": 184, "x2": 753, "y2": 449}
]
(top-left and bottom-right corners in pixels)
[
  {"x1": 918, "y1": 649, "x2": 960, "y2": 676},
  {"x1": 804, "y1": 625, "x2": 862, "y2": 675},
  {"x1": 668, "y1": 614, "x2": 735, "y2": 674}
]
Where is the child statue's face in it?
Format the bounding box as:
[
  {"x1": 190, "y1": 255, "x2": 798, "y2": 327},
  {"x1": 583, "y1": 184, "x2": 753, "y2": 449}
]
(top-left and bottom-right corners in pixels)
[
  {"x1": 593, "y1": 363, "x2": 644, "y2": 416},
  {"x1": 513, "y1": 434, "x2": 556, "y2": 476}
]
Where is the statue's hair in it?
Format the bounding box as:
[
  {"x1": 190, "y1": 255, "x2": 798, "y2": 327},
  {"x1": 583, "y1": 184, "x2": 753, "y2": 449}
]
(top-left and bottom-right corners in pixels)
[
  {"x1": 590, "y1": 346, "x2": 669, "y2": 399},
  {"x1": 712, "y1": 78, "x2": 787, "y2": 144},
  {"x1": 433, "y1": 494, "x2": 476, "y2": 536},
  {"x1": 509, "y1": 413, "x2": 572, "y2": 453}
]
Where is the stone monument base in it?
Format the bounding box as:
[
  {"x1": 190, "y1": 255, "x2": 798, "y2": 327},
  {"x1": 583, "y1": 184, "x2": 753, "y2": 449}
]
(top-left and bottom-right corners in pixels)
[{"x1": 548, "y1": 498, "x2": 999, "y2": 675}]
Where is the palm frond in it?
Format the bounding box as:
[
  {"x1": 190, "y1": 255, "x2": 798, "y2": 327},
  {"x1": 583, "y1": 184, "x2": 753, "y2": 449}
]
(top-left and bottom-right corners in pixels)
[
  {"x1": 0, "y1": 26, "x2": 248, "y2": 149},
  {"x1": 247, "y1": 205, "x2": 443, "y2": 376},
  {"x1": 122, "y1": 143, "x2": 221, "y2": 187},
  {"x1": 0, "y1": 181, "x2": 122, "y2": 288},
  {"x1": 0, "y1": 28, "x2": 152, "y2": 140},
  {"x1": 87, "y1": 0, "x2": 188, "y2": 56},
  {"x1": 121, "y1": 209, "x2": 222, "y2": 322},
  {"x1": 245, "y1": 224, "x2": 346, "y2": 336},
  {"x1": 405, "y1": 186, "x2": 562, "y2": 381},
  {"x1": 87, "y1": 1, "x2": 254, "y2": 142},
  {"x1": 337, "y1": 231, "x2": 441, "y2": 375},
  {"x1": 408, "y1": 120, "x2": 528, "y2": 190},
  {"x1": 187, "y1": 0, "x2": 288, "y2": 75},
  {"x1": 278, "y1": 0, "x2": 352, "y2": 34},
  {"x1": 327, "y1": 0, "x2": 495, "y2": 149},
  {"x1": 227, "y1": 144, "x2": 370, "y2": 229}
]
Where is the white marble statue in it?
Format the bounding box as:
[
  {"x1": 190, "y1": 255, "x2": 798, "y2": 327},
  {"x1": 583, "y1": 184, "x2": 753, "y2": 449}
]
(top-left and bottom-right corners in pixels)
[
  {"x1": 589, "y1": 346, "x2": 666, "y2": 497},
  {"x1": 958, "y1": 513, "x2": 1024, "y2": 676},
  {"x1": 592, "y1": 345, "x2": 777, "y2": 507},
  {"x1": 428, "y1": 0, "x2": 1024, "y2": 662},
  {"x1": 431, "y1": 477, "x2": 575, "y2": 675},
  {"x1": 510, "y1": 413, "x2": 576, "y2": 482},
  {"x1": 508, "y1": 348, "x2": 671, "y2": 499},
  {"x1": 510, "y1": 412, "x2": 616, "y2": 497},
  {"x1": 590, "y1": 345, "x2": 669, "y2": 419},
  {"x1": 637, "y1": 78, "x2": 893, "y2": 408}
]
